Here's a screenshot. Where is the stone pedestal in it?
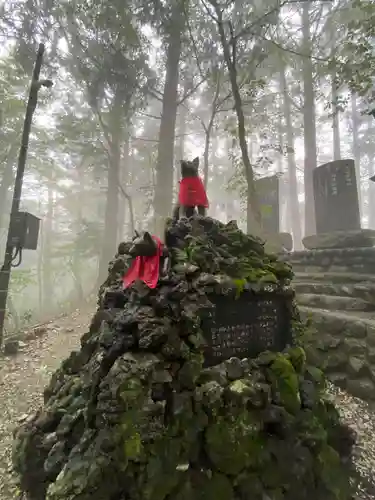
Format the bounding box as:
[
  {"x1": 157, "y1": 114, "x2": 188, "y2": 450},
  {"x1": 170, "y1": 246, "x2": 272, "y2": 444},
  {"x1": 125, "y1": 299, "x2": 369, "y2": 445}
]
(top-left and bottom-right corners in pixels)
[
  {"x1": 11, "y1": 218, "x2": 354, "y2": 500},
  {"x1": 303, "y1": 229, "x2": 375, "y2": 250}
]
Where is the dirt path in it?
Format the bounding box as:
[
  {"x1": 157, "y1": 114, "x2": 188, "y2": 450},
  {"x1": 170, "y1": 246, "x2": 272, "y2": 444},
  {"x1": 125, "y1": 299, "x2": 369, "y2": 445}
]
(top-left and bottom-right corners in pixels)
[{"x1": 0, "y1": 308, "x2": 92, "y2": 499}]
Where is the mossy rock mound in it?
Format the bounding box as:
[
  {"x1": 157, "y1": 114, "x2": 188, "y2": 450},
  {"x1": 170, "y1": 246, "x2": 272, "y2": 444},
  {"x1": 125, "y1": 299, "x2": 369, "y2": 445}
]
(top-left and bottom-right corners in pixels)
[{"x1": 12, "y1": 217, "x2": 355, "y2": 500}]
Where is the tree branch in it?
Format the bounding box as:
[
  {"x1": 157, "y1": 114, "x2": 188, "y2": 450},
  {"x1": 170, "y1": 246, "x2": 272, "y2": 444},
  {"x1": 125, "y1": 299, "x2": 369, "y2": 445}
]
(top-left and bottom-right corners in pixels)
[
  {"x1": 200, "y1": 0, "x2": 220, "y2": 22},
  {"x1": 136, "y1": 111, "x2": 161, "y2": 120},
  {"x1": 131, "y1": 136, "x2": 159, "y2": 143},
  {"x1": 92, "y1": 105, "x2": 111, "y2": 150},
  {"x1": 177, "y1": 77, "x2": 207, "y2": 105},
  {"x1": 229, "y1": 21, "x2": 236, "y2": 67},
  {"x1": 234, "y1": 2, "x2": 290, "y2": 41},
  {"x1": 183, "y1": 2, "x2": 207, "y2": 81},
  {"x1": 118, "y1": 182, "x2": 135, "y2": 235},
  {"x1": 258, "y1": 33, "x2": 329, "y2": 62},
  {"x1": 145, "y1": 86, "x2": 163, "y2": 102}
]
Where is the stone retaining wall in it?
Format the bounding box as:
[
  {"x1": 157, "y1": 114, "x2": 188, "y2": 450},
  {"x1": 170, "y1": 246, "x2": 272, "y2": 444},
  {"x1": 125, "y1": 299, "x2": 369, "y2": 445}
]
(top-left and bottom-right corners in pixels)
[
  {"x1": 300, "y1": 307, "x2": 375, "y2": 401},
  {"x1": 281, "y1": 246, "x2": 375, "y2": 402}
]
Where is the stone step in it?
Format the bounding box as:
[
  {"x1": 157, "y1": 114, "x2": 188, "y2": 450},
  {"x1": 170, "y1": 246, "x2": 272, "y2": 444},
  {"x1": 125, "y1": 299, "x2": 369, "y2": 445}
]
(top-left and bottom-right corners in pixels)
[
  {"x1": 294, "y1": 271, "x2": 375, "y2": 284},
  {"x1": 282, "y1": 246, "x2": 375, "y2": 275},
  {"x1": 297, "y1": 292, "x2": 375, "y2": 312},
  {"x1": 299, "y1": 306, "x2": 375, "y2": 343},
  {"x1": 291, "y1": 263, "x2": 373, "y2": 275},
  {"x1": 294, "y1": 281, "x2": 375, "y2": 304}
]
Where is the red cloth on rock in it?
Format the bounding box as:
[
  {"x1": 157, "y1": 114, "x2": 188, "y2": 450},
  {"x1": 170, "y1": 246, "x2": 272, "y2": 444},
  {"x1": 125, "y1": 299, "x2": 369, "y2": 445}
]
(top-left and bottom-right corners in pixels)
[
  {"x1": 178, "y1": 176, "x2": 209, "y2": 207},
  {"x1": 123, "y1": 236, "x2": 163, "y2": 289}
]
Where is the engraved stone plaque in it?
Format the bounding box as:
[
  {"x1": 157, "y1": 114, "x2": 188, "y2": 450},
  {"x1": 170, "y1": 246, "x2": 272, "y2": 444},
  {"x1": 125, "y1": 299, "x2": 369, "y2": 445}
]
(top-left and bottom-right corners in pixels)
[{"x1": 202, "y1": 291, "x2": 292, "y2": 367}]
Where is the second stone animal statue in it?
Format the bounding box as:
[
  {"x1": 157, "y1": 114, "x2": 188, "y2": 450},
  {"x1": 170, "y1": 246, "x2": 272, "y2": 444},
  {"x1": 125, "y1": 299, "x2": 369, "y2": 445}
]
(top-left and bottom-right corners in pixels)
[
  {"x1": 173, "y1": 156, "x2": 209, "y2": 220},
  {"x1": 123, "y1": 231, "x2": 170, "y2": 289}
]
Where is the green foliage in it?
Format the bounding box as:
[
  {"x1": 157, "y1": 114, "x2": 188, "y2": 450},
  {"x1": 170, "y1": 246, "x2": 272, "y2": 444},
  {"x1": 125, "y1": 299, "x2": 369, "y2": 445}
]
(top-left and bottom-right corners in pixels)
[
  {"x1": 233, "y1": 278, "x2": 246, "y2": 298},
  {"x1": 286, "y1": 346, "x2": 307, "y2": 374},
  {"x1": 205, "y1": 413, "x2": 263, "y2": 475},
  {"x1": 267, "y1": 353, "x2": 301, "y2": 414},
  {"x1": 333, "y1": 0, "x2": 375, "y2": 101}
]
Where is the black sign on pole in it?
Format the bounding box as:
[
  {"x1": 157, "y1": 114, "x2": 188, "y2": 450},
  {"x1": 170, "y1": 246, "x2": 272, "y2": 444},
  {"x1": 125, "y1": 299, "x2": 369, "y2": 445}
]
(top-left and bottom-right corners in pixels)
[
  {"x1": 256, "y1": 174, "x2": 280, "y2": 233},
  {"x1": 313, "y1": 159, "x2": 360, "y2": 234}
]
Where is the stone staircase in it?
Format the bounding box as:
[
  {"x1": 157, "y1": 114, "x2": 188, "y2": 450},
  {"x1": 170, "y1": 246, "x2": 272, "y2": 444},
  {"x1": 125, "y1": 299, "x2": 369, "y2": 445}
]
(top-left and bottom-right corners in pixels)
[
  {"x1": 280, "y1": 249, "x2": 375, "y2": 401},
  {"x1": 294, "y1": 271, "x2": 375, "y2": 312}
]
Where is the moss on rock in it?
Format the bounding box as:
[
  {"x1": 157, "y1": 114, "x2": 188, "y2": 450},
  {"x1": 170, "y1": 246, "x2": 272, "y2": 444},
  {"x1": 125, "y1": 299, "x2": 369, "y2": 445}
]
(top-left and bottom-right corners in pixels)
[{"x1": 12, "y1": 216, "x2": 355, "y2": 500}]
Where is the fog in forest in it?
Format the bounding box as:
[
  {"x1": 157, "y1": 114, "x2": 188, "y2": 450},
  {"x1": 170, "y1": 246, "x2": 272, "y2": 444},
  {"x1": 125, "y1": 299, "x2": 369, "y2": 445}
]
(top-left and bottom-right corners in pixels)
[{"x1": 0, "y1": 0, "x2": 373, "y2": 336}]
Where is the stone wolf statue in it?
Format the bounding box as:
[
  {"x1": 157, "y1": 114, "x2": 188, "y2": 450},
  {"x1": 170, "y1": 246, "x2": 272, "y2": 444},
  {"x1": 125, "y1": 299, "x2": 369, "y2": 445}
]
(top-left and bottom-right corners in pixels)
[{"x1": 172, "y1": 156, "x2": 209, "y2": 220}]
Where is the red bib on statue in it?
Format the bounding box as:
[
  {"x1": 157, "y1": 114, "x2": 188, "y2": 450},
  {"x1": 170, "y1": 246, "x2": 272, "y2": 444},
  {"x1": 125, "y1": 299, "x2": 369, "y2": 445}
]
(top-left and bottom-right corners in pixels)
[
  {"x1": 123, "y1": 236, "x2": 163, "y2": 289},
  {"x1": 178, "y1": 177, "x2": 209, "y2": 207}
]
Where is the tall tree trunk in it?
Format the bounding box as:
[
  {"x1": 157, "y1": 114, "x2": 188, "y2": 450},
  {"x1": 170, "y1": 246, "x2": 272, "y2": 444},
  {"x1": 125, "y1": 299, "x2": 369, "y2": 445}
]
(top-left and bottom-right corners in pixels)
[
  {"x1": 203, "y1": 115, "x2": 218, "y2": 190},
  {"x1": 351, "y1": 93, "x2": 362, "y2": 216},
  {"x1": 42, "y1": 181, "x2": 54, "y2": 311},
  {"x1": 367, "y1": 116, "x2": 375, "y2": 228},
  {"x1": 203, "y1": 123, "x2": 215, "y2": 191},
  {"x1": 245, "y1": 136, "x2": 255, "y2": 231},
  {"x1": 276, "y1": 105, "x2": 287, "y2": 232},
  {"x1": 72, "y1": 170, "x2": 85, "y2": 303},
  {"x1": 280, "y1": 67, "x2": 303, "y2": 249},
  {"x1": 214, "y1": 10, "x2": 261, "y2": 233},
  {"x1": 153, "y1": 2, "x2": 184, "y2": 237},
  {"x1": 204, "y1": 78, "x2": 221, "y2": 190},
  {"x1": 174, "y1": 95, "x2": 187, "y2": 216},
  {"x1": 175, "y1": 79, "x2": 189, "y2": 185},
  {"x1": 6, "y1": 294, "x2": 20, "y2": 333},
  {"x1": 368, "y1": 156, "x2": 375, "y2": 229},
  {"x1": 331, "y1": 79, "x2": 341, "y2": 160},
  {"x1": 37, "y1": 198, "x2": 43, "y2": 314},
  {"x1": 302, "y1": 3, "x2": 317, "y2": 236},
  {"x1": 330, "y1": 25, "x2": 341, "y2": 161},
  {"x1": 97, "y1": 92, "x2": 123, "y2": 284},
  {"x1": 72, "y1": 248, "x2": 84, "y2": 303},
  {"x1": 0, "y1": 154, "x2": 15, "y2": 229},
  {"x1": 118, "y1": 131, "x2": 130, "y2": 241}
]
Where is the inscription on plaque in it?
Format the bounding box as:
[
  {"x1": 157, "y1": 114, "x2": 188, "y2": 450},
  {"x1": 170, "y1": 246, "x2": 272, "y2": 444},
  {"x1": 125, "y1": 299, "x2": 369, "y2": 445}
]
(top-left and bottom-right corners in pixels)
[
  {"x1": 202, "y1": 292, "x2": 291, "y2": 367},
  {"x1": 256, "y1": 175, "x2": 280, "y2": 234},
  {"x1": 313, "y1": 159, "x2": 360, "y2": 234}
]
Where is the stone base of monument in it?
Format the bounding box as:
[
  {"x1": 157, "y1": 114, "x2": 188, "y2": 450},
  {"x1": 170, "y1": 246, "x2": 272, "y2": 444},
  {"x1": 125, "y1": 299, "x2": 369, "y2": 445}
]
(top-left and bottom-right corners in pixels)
[
  {"x1": 261, "y1": 231, "x2": 293, "y2": 252},
  {"x1": 303, "y1": 229, "x2": 375, "y2": 250},
  {"x1": 281, "y1": 246, "x2": 375, "y2": 275},
  {"x1": 12, "y1": 217, "x2": 355, "y2": 500}
]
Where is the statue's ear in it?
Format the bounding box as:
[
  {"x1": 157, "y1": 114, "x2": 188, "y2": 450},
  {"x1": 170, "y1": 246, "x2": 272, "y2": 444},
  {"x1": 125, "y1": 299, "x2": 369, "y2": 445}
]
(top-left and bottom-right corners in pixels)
[
  {"x1": 192, "y1": 157, "x2": 199, "y2": 167},
  {"x1": 117, "y1": 242, "x2": 126, "y2": 255},
  {"x1": 143, "y1": 231, "x2": 153, "y2": 244}
]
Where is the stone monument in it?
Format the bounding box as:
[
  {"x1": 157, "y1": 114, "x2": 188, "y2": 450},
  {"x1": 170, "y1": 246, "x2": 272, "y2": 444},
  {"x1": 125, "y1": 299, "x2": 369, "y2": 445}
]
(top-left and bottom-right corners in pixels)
[
  {"x1": 256, "y1": 174, "x2": 293, "y2": 251},
  {"x1": 304, "y1": 159, "x2": 375, "y2": 249},
  {"x1": 12, "y1": 217, "x2": 355, "y2": 500}
]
